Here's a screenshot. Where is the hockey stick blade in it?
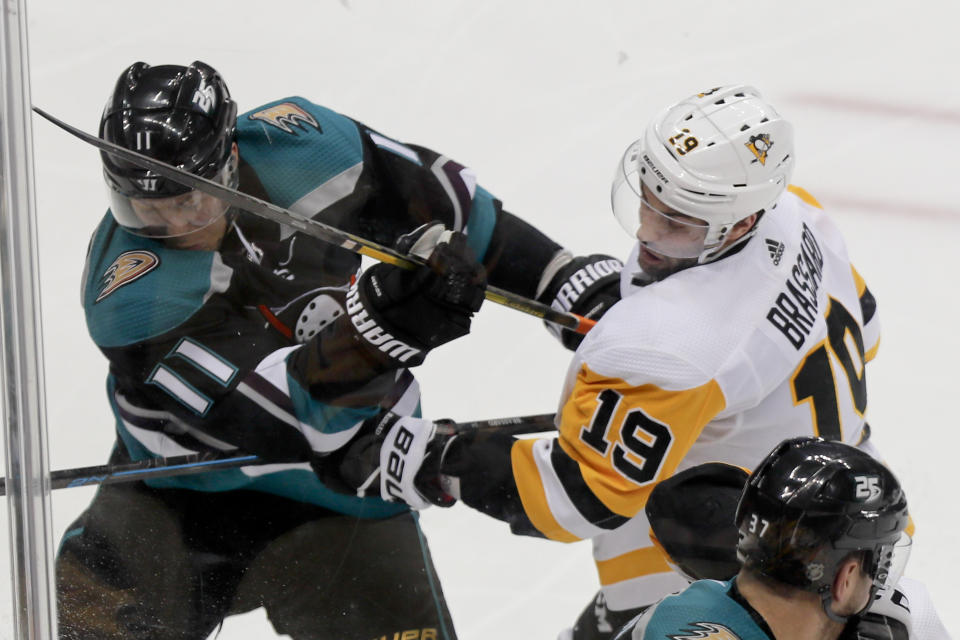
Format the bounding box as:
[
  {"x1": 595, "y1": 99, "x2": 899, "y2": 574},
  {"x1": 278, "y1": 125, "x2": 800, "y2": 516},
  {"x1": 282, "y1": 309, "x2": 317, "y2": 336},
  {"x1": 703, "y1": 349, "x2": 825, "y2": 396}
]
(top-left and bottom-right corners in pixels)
[
  {"x1": 0, "y1": 413, "x2": 555, "y2": 496},
  {"x1": 32, "y1": 106, "x2": 594, "y2": 335}
]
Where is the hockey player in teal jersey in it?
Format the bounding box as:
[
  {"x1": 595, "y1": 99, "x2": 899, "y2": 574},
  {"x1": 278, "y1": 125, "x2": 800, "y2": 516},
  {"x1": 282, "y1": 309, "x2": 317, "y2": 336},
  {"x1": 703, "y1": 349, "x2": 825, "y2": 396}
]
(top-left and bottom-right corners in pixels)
[
  {"x1": 614, "y1": 438, "x2": 914, "y2": 640},
  {"x1": 56, "y1": 60, "x2": 622, "y2": 640}
]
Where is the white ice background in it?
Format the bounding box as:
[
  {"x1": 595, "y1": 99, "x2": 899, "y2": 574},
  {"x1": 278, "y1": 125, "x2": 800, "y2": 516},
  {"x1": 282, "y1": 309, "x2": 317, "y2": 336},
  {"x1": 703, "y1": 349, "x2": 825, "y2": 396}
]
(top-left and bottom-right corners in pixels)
[{"x1": 4, "y1": 1, "x2": 959, "y2": 638}]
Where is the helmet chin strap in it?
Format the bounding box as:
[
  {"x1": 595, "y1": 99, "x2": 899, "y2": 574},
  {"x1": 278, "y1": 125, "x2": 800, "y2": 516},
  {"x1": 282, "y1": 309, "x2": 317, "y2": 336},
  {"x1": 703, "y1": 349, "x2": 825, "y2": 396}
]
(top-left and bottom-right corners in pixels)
[
  {"x1": 820, "y1": 588, "x2": 852, "y2": 624},
  {"x1": 819, "y1": 578, "x2": 875, "y2": 625}
]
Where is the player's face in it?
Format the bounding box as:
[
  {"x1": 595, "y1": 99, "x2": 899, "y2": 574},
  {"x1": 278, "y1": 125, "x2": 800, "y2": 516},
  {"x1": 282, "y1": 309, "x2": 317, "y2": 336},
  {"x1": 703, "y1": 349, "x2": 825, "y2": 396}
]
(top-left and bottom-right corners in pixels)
[
  {"x1": 130, "y1": 190, "x2": 230, "y2": 251},
  {"x1": 634, "y1": 185, "x2": 706, "y2": 280}
]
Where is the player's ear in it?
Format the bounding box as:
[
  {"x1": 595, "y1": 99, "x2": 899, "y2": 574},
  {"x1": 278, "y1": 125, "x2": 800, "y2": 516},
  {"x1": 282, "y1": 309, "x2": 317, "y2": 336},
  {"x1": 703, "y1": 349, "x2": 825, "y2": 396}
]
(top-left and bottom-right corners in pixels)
[
  {"x1": 728, "y1": 213, "x2": 759, "y2": 242},
  {"x1": 830, "y1": 557, "x2": 860, "y2": 605}
]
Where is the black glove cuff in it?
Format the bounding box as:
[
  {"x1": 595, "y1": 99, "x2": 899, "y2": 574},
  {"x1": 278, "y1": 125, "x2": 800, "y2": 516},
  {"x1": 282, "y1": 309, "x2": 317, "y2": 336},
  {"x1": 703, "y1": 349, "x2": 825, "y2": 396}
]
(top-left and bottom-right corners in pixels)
[
  {"x1": 538, "y1": 254, "x2": 623, "y2": 350},
  {"x1": 538, "y1": 254, "x2": 623, "y2": 313}
]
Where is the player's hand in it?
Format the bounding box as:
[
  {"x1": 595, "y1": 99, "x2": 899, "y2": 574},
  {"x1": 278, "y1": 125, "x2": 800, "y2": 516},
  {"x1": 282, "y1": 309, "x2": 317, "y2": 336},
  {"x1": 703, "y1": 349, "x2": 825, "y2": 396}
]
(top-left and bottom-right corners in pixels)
[
  {"x1": 352, "y1": 225, "x2": 486, "y2": 367},
  {"x1": 538, "y1": 253, "x2": 623, "y2": 350},
  {"x1": 337, "y1": 413, "x2": 456, "y2": 510}
]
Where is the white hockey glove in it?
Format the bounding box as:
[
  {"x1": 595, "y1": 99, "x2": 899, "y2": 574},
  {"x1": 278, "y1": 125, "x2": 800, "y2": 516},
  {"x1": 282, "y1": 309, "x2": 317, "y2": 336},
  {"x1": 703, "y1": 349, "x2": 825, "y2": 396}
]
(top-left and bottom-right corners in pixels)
[{"x1": 338, "y1": 413, "x2": 454, "y2": 510}]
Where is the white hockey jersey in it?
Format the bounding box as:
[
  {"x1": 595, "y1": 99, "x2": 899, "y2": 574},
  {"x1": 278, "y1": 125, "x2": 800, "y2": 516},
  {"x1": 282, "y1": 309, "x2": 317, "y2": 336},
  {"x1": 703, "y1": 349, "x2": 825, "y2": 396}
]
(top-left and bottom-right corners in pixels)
[{"x1": 508, "y1": 186, "x2": 885, "y2": 607}]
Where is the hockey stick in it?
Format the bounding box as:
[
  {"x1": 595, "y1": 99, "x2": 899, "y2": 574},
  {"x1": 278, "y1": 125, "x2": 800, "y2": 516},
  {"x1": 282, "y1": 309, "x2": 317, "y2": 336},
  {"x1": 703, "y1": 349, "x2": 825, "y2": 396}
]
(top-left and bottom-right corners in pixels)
[
  {"x1": 32, "y1": 107, "x2": 596, "y2": 336},
  {"x1": 0, "y1": 413, "x2": 555, "y2": 496}
]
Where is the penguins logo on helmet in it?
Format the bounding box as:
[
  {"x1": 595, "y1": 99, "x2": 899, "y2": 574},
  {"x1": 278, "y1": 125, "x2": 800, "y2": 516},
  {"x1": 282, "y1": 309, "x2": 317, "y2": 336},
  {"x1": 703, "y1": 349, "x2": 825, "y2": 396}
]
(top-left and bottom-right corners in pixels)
[{"x1": 745, "y1": 133, "x2": 774, "y2": 165}]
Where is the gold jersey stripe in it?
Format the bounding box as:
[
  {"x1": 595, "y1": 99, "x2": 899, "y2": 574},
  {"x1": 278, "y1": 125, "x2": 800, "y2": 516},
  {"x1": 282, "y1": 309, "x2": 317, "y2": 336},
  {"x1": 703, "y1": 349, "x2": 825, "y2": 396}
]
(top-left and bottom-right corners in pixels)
[
  {"x1": 595, "y1": 545, "x2": 673, "y2": 586},
  {"x1": 556, "y1": 365, "x2": 726, "y2": 516},
  {"x1": 511, "y1": 438, "x2": 581, "y2": 542},
  {"x1": 787, "y1": 184, "x2": 823, "y2": 209}
]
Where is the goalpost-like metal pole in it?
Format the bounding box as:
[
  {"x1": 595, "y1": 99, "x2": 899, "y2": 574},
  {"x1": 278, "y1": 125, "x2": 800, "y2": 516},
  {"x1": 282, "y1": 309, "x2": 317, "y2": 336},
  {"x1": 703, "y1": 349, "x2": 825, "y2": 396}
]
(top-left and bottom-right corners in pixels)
[{"x1": 0, "y1": 0, "x2": 58, "y2": 637}]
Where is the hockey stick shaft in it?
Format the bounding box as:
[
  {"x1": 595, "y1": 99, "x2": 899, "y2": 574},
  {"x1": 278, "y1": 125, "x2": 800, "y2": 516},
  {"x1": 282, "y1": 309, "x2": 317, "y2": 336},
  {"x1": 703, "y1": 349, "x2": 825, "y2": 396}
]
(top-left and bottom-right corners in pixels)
[
  {"x1": 0, "y1": 413, "x2": 555, "y2": 496},
  {"x1": 33, "y1": 107, "x2": 596, "y2": 336}
]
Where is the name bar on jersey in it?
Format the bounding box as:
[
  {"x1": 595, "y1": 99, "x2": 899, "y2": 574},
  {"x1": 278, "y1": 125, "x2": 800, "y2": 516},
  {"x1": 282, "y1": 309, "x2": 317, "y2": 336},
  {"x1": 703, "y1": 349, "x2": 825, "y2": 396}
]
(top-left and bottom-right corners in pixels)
[{"x1": 766, "y1": 222, "x2": 825, "y2": 350}]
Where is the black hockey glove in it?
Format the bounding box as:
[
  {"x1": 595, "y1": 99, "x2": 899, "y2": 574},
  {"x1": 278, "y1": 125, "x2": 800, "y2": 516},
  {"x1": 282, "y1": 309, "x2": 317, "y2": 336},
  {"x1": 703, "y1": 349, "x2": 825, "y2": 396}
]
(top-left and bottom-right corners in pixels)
[
  {"x1": 537, "y1": 253, "x2": 623, "y2": 350},
  {"x1": 348, "y1": 226, "x2": 486, "y2": 368}
]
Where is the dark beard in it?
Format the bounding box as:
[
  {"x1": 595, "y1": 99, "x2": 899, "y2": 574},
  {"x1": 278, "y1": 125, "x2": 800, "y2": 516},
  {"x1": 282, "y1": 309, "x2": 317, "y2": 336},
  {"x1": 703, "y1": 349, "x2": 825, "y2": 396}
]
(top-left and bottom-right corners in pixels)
[{"x1": 638, "y1": 254, "x2": 700, "y2": 282}]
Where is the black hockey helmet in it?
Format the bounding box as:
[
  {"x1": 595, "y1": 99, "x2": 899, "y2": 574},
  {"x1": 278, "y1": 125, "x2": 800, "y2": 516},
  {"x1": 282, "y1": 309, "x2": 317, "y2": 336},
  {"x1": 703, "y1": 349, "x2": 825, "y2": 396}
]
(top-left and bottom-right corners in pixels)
[
  {"x1": 99, "y1": 61, "x2": 238, "y2": 237},
  {"x1": 735, "y1": 437, "x2": 909, "y2": 618}
]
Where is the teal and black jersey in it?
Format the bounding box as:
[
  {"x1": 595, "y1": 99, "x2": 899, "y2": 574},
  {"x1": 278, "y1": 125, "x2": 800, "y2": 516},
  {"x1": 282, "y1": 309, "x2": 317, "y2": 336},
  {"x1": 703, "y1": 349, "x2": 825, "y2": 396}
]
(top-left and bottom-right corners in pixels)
[
  {"x1": 615, "y1": 579, "x2": 774, "y2": 640},
  {"x1": 82, "y1": 96, "x2": 564, "y2": 516}
]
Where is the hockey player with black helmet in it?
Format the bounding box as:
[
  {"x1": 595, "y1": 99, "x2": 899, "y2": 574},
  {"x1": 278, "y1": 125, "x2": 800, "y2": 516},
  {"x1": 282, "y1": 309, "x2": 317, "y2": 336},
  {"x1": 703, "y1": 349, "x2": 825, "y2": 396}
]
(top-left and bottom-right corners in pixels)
[
  {"x1": 613, "y1": 437, "x2": 920, "y2": 640},
  {"x1": 736, "y1": 437, "x2": 909, "y2": 629},
  {"x1": 57, "y1": 60, "x2": 619, "y2": 640}
]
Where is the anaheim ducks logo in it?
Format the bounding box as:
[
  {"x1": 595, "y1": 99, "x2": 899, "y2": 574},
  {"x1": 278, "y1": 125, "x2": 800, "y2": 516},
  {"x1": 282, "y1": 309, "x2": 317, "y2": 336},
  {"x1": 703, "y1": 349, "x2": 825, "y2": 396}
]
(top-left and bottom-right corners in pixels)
[
  {"x1": 745, "y1": 133, "x2": 773, "y2": 165},
  {"x1": 669, "y1": 622, "x2": 741, "y2": 640},
  {"x1": 248, "y1": 102, "x2": 322, "y2": 135},
  {"x1": 96, "y1": 250, "x2": 159, "y2": 303}
]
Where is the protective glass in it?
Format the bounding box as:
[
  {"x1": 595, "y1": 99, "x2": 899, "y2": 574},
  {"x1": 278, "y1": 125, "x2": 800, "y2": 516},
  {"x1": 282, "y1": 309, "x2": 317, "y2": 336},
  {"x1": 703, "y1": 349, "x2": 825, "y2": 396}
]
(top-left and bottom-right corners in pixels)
[{"x1": 611, "y1": 142, "x2": 711, "y2": 259}]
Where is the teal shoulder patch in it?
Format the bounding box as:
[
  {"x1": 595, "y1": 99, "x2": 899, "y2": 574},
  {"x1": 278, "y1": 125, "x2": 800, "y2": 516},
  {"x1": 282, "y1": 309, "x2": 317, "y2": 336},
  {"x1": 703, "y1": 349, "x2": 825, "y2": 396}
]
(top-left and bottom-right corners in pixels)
[
  {"x1": 238, "y1": 97, "x2": 363, "y2": 209},
  {"x1": 84, "y1": 213, "x2": 233, "y2": 348}
]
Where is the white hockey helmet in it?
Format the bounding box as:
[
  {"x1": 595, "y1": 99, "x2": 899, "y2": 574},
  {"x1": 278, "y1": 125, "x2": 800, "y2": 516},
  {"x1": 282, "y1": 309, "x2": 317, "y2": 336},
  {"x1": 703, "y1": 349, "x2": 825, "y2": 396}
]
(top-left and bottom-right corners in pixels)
[{"x1": 612, "y1": 85, "x2": 794, "y2": 262}]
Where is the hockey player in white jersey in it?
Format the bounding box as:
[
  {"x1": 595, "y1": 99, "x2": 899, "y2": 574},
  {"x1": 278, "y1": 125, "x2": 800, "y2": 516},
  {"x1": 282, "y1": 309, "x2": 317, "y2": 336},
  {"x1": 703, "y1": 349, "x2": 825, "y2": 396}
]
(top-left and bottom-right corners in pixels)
[
  {"x1": 337, "y1": 85, "x2": 952, "y2": 638},
  {"x1": 547, "y1": 85, "x2": 888, "y2": 635}
]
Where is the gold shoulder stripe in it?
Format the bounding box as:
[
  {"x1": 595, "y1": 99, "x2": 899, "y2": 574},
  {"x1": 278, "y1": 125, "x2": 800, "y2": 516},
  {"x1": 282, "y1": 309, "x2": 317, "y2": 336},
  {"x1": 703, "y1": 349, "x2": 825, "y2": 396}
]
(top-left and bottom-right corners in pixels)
[
  {"x1": 595, "y1": 546, "x2": 673, "y2": 586},
  {"x1": 787, "y1": 184, "x2": 823, "y2": 209},
  {"x1": 511, "y1": 439, "x2": 581, "y2": 542}
]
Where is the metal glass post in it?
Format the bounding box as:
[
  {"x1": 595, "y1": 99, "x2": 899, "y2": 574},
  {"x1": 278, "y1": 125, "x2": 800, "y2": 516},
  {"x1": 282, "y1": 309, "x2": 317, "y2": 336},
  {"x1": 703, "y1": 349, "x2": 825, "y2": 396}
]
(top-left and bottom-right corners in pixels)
[{"x1": 0, "y1": 0, "x2": 57, "y2": 637}]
